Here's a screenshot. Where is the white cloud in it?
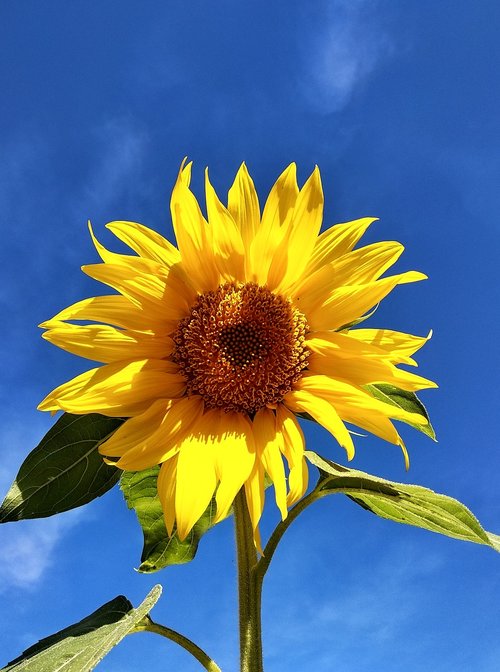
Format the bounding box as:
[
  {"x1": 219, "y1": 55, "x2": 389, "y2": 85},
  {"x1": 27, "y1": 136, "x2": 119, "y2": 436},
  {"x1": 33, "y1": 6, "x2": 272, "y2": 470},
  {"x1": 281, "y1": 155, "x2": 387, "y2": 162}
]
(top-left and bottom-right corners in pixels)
[
  {"x1": 0, "y1": 511, "x2": 83, "y2": 591},
  {"x1": 300, "y1": 0, "x2": 393, "y2": 114},
  {"x1": 0, "y1": 417, "x2": 84, "y2": 593}
]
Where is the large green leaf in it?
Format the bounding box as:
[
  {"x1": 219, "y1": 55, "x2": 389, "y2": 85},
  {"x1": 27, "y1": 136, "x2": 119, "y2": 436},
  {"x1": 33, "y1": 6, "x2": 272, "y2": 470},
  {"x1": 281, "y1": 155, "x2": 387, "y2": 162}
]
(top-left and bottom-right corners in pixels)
[
  {"x1": 0, "y1": 413, "x2": 124, "y2": 522},
  {"x1": 120, "y1": 467, "x2": 217, "y2": 572},
  {"x1": 365, "y1": 383, "x2": 437, "y2": 440},
  {"x1": 2, "y1": 585, "x2": 162, "y2": 671},
  {"x1": 306, "y1": 451, "x2": 499, "y2": 551}
]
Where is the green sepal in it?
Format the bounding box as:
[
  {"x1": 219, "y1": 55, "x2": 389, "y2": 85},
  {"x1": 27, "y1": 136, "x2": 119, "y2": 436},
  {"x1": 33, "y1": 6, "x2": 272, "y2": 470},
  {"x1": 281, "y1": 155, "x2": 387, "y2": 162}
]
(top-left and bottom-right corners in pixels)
[
  {"x1": 337, "y1": 303, "x2": 379, "y2": 332},
  {"x1": 306, "y1": 451, "x2": 499, "y2": 551},
  {"x1": 1, "y1": 585, "x2": 162, "y2": 671},
  {"x1": 365, "y1": 383, "x2": 437, "y2": 440},
  {"x1": 0, "y1": 413, "x2": 124, "y2": 522},
  {"x1": 120, "y1": 467, "x2": 217, "y2": 572}
]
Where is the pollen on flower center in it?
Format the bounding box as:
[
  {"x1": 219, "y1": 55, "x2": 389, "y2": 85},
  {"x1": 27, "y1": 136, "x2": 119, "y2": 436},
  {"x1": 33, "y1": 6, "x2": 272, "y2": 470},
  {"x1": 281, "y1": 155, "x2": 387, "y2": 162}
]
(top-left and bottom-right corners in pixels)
[{"x1": 172, "y1": 282, "x2": 310, "y2": 414}]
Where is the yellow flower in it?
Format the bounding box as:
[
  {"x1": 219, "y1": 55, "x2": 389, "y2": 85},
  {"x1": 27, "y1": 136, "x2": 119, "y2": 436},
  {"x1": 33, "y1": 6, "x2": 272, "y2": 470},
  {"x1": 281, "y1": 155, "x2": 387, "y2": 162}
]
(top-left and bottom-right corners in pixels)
[{"x1": 38, "y1": 161, "x2": 436, "y2": 548}]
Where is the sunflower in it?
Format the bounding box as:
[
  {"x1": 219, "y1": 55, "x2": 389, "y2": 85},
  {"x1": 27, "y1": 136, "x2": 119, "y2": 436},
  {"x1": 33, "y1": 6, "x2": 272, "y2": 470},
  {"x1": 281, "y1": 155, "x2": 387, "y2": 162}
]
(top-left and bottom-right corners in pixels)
[{"x1": 38, "y1": 161, "x2": 436, "y2": 548}]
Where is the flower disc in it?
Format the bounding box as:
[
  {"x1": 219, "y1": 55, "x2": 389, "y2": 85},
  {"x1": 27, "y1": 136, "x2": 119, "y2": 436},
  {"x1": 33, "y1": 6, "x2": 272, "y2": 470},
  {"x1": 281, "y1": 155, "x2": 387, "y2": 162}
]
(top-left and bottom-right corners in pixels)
[{"x1": 172, "y1": 282, "x2": 309, "y2": 414}]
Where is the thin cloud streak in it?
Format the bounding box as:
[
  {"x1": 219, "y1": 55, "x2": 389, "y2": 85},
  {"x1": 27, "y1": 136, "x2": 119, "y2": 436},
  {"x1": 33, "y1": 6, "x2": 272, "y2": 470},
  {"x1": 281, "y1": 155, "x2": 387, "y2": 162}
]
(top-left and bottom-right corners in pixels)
[
  {"x1": 0, "y1": 417, "x2": 84, "y2": 593},
  {"x1": 263, "y1": 539, "x2": 444, "y2": 670},
  {"x1": 300, "y1": 0, "x2": 393, "y2": 114},
  {"x1": 0, "y1": 511, "x2": 83, "y2": 592}
]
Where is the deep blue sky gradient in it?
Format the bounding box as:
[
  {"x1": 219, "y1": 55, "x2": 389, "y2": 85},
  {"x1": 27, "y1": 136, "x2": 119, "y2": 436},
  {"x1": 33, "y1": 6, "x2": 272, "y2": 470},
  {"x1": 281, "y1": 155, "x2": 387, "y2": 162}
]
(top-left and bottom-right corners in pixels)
[{"x1": 1, "y1": 2, "x2": 500, "y2": 670}]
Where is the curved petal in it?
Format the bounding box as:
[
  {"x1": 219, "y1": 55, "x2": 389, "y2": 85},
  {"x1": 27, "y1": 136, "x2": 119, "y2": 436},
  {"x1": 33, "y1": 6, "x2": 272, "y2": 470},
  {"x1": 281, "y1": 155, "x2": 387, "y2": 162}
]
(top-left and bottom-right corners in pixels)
[
  {"x1": 287, "y1": 459, "x2": 309, "y2": 507},
  {"x1": 284, "y1": 387, "x2": 355, "y2": 460},
  {"x1": 306, "y1": 271, "x2": 427, "y2": 331},
  {"x1": 99, "y1": 398, "x2": 174, "y2": 457},
  {"x1": 82, "y1": 262, "x2": 193, "y2": 322},
  {"x1": 227, "y1": 162, "x2": 260, "y2": 250},
  {"x1": 42, "y1": 324, "x2": 173, "y2": 363},
  {"x1": 305, "y1": 217, "x2": 377, "y2": 276},
  {"x1": 213, "y1": 411, "x2": 255, "y2": 524},
  {"x1": 347, "y1": 328, "x2": 432, "y2": 365},
  {"x1": 306, "y1": 332, "x2": 437, "y2": 391},
  {"x1": 174, "y1": 409, "x2": 219, "y2": 540},
  {"x1": 100, "y1": 395, "x2": 204, "y2": 469},
  {"x1": 267, "y1": 166, "x2": 324, "y2": 292},
  {"x1": 38, "y1": 359, "x2": 186, "y2": 417},
  {"x1": 170, "y1": 161, "x2": 220, "y2": 292},
  {"x1": 276, "y1": 404, "x2": 308, "y2": 507},
  {"x1": 250, "y1": 163, "x2": 298, "y2": 285},
  {"x1": 253, "y1": 408, "x2": 288, "y2": 520},
  {"x1": 157, "y1": 455, "x2": 179, "y2": 536},
  {"x1": 290, "y1": 241, "x2": 404, "y2": 312},
  {"x1": 296, "y1": 374, "x2": 429, "y2": 427},
  {"x1": 106, "y1": 220, "x2": 181, "y2": 268},
  {"x1": 39, "y1": 295, "x2": 169, "y2": 333},
  {"x1": 205, "y1": 169, "x2": 245, "y2": 282},
  {"x1": 244, "y1": 461, "x2": 265, "y2": 554}
]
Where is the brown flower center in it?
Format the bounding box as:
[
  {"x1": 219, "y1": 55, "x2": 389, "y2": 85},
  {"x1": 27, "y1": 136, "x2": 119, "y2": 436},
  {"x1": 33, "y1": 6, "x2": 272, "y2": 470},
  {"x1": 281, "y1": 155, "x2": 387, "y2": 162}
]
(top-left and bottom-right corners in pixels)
[{"x1": 172, "y1": 283, "x2": 309, "y2": 414}]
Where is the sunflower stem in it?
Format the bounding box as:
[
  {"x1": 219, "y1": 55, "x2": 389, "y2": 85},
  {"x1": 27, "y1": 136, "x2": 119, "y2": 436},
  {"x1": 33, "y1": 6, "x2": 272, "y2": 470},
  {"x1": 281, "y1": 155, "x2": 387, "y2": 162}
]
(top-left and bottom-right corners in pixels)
[
  {"x1": 234, "y1": 489, "x2": 263, "y2": 672},
  {"x1": 256, "y1": 489, "x2": 321, "y2": 581},
  {"x1": 134, "y1": 616, "x2": 222, "y2": 671}
]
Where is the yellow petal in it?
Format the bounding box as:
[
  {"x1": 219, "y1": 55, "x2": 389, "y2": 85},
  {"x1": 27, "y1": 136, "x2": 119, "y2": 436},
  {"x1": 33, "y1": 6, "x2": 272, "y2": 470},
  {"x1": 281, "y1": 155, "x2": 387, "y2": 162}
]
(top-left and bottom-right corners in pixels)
[
  {"x1": 82, "y1": 263, "x2": 192, "y2": 321},
  {"x1": 213, "y1": 411, "x2": 255, "y2": 524},
  {"x1": 307, "y1": 271, "x2": 427, "y2": 331},
  {"x1": 244, "y1": 461, "x2": 265, "y2": 554},
  {"x1": 250, "y1": 163, "x2": 298, "y2": 285},
  {"x1": 158, "y1": 456, "x2": 178, "y2": 536},
  {"x1": 276, "y1": 404, "x2": 308, "y2": 507},
  {"x1": 105, "y1": 396, "x2": 204, "y2": 471},
  {"x1": 291, "y1": 241, "x2": 404, "y2": 312},
  {"x1": 42, "y1": 324, "x2": 172, "y2": 364},
  {"x1": 228, "y1": 163, "x2": 260, "y2": 252},
  {"x1": 174, "y1": 410, "x2": 219, "y2": 540},
  {"x1": 268, "y1": 166, "x2": 324, "y2": 291},
  {"x1": 305, "y1": 217, "x2": 377, "y2": 276},
  {"x1": 275, "y1": 403, "x2": 305, "y2": 469},
  {"x1": 99, "y1": 398, "x2": 174, "y2": 457},
  {"x1": 348, "y1": 328, "x2": 432, "y2": 365},
  {"x1": 170, "y1": 162, "x2": 220, "y2": 292},
  {"x1": 287, "y1": 459, "x2": 309, "y2": 507},
  {"x1": 253, "y1": 408, "x2": 288, "y2": 520},
  {"x1": 284, "y1": 386, "x2": 355, "y2": 460},
  {"x1": 106, "y1": 220, "x2": 181, "y2": 268},
  {"x1": 39, "y1": 295, "x2": 165, "y2": 333},
  {"x1": 306, "y1": 333, "x2": 437, "y2": 391},
  {"x1": 38, "y1": 359, "x2": 185, "y2": 417},
  {"x1": 297, "y1": 374, "x2": 428, "y2": 427},
  {"x1": 205, "y1": 168, "x2": 245, "y2": 282}
]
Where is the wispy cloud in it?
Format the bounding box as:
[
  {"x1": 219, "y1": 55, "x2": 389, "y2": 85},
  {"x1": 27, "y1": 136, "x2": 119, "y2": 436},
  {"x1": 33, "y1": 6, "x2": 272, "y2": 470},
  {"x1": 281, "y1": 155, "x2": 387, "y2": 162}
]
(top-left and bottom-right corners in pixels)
[
  {"x1": 263, "y1": 538, "x2": 444, "y2": 670},
  {"x1": 0, "y1": 417, "x2": 84, "y2": 593},
  {"x1": 300, "y1": 0, "x2": 393, "y2": 114},
  {"x1": 0, "y1": 512, "x2": 83, "y2": 592},
  {"x1": 78, "y1": 117, "x2": 149, "y2": 214}
]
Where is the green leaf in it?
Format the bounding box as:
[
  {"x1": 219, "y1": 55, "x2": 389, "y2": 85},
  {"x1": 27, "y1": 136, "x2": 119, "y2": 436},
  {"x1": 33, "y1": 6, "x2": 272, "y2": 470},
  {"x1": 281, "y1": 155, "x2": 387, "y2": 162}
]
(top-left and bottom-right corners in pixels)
[
  {"x1": 365, "y1": 383, "x2": 437, "y2": 440},
  {"x1": 0, "y1": 413, "x2": 124, "y2": 522},
  {"x1": 306, "y1": 450, "x2": 499, "y2": 551},
  {"x1": 120, "y1": 467, "x2": 217, "y2": 572},
  {"x1": 2, "y1": 585, "x2": 162, "y2": 671}
]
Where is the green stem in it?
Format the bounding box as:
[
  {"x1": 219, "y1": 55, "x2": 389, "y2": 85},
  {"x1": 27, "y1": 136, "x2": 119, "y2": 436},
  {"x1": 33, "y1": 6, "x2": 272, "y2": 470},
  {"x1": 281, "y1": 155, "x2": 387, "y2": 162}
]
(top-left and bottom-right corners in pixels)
[
  {"x1": 256, "y1": 490, "x2": 321, "y2": 582},
  {"x1": 234, "y1": 489, "x2": 263, "y2": 672},
  {"x1": 135, "y1": 616, "x2": 222, "y2": 672}
]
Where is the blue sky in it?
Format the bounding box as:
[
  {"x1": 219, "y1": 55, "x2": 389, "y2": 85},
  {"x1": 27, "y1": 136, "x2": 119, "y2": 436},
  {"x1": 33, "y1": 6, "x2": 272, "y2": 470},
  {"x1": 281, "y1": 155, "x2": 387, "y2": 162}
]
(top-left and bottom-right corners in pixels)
[{"x1": 1, "y1": 1, "x2": 500, "y2": 669}]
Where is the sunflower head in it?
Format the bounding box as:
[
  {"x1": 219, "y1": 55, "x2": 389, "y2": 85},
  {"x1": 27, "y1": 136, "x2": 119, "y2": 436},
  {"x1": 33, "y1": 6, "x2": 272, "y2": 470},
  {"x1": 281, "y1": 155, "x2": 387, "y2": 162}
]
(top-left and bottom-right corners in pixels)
[{"x1": 38, "y1": 161, "x2": 436, "y2": 548}]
